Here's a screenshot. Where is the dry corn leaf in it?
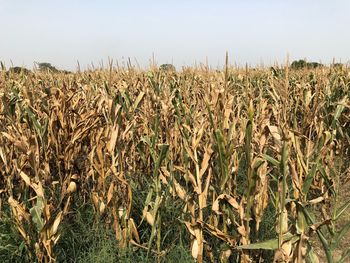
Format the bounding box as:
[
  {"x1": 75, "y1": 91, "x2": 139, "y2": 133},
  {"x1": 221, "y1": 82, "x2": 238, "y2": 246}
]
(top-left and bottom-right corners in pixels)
[
  {"x1": 92, "y1": 192, "x2": 99, "y2": 210},
  {"x1": 63, "y1": 196, "x2": 71, "y2": 214},
  {"x1": 99, "y1": 201, "x2": 106, "y2": 214},
  {"x1": 276, "y1": 208, "x2": 289, "y2": 234},
  {"x1": 268, "y1": 125, "x2": 282, "y2": 148},
  {"x1": 192, "y1": 125, "x2": 205, "y2": 149},
  {"x1": 107, "y1": 182, "x2": 114, "y2": 205},
  {"x1": 118, "y1": 207, "x2": 125, "y2": 218},
  {"x1": 1, "y1": 132, "x2": 29, "y2": 153},
  {"x1": 191, "y1": 239, "x2": 199, "y2": 259},
  {"x1": 129, "y1": 218, "x2": 140, "y2": 243},
  {"x1": 50, "y1": 211, "x2": 63, "y2": 236},
  {"x1": 107, "y1": 124, "x2": 119, "y2": 154},
  {"x1": 308, "y1": 196, "x2": 325, "y2": 204},
  {"x1": 8, "y1": 196, "x2": 30, "y2": 221},
  {"x1": 212, "y1": 194, "x2": 240, "y2": 215},
  {"x1": 253, "y1": 161, "x2": 269, "y2": 231},
  {"x1": 67, "y1": 181, "x2": 77, "y2": 193},
  {"x1": 198, "y1": 146, "x2": 213, "y2": 180},
  {"x1": 199, "y1": 168, "x2": 212, "y2": 209},
  {"x1": 184, "y1": 221, "x2": 197, "y2": 237},
  {"x1": 220, "y1": 249, "x2": 232, "y2": 261},
  {"x1": 143, "y1": 211, "x2": 154, "y2": 226},
  {"x1": 223, "y1": 95, "x2": 234, "y2": 130},
  {"x1": 198, "y1": 220, "x2": 236, "y2": 246},
  {"x1": 19, "y1": 170, "x2": 31, "y2": 186},
  {"x1": 173, "y1": 179, "x2": 188, "y2": 201},
  {"x1": 0, "y1": 147, "x2": 7, "y2": 166}
]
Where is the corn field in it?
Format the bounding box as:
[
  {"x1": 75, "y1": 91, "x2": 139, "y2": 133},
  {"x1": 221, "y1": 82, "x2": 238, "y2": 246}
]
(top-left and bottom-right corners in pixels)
[{"x1": 0, "y1": 63, "x2": 350, "y2": 262}]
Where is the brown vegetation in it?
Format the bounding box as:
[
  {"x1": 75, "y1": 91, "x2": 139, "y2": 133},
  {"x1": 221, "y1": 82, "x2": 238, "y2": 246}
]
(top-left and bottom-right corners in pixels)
[{"x1": 0, "y1": 64, "x2": 349, "y2": 262}]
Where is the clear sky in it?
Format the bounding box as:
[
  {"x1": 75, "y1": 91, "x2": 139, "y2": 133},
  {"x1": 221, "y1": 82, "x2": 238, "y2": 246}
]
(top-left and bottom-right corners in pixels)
[{"x1": 0, "y1": 0, "x2": 349, "y2": 70}]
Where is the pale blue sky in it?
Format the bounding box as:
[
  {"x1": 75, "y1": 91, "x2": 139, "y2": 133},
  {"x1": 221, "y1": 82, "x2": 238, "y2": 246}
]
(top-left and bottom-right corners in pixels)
[{"x1": 0, "y1": 0, "x2": 349, "y2": 70}]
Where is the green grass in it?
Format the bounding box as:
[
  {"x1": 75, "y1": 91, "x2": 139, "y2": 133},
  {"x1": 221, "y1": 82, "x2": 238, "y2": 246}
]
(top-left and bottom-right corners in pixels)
[
  {"x1": 0, "y1": 214, "x2": 31, "y2": 263},
  {"x1": 0, "y1": 198, "x2": 194, "y2": 263}
]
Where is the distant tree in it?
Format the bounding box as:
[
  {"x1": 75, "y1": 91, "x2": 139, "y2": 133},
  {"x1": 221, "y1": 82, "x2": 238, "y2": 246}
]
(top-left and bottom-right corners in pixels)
[
  {"x1": 159, "y1": 64, "x2": 176, "y2": 72},
  {"x1": 58, "y1": 70, "x2": 72, "y2": 74},
  {"x1": 307, "y1": 62, "x2": 323, "y2": 69},
  {"x1": 332, "y1": 63, "x2": 344, "y2": 69},
  {"x1": 36, "y1": 62, "x2": 58, "y2": 72},
  {"x1": 291, "y1": 60, "x2": 307, "y2": 70},
  {"x1": 291, "y1": 60, "x2": 323, "y2": 70},
  {"x1": 8, "y1": 66, "x2": 31, "y2": 75}
]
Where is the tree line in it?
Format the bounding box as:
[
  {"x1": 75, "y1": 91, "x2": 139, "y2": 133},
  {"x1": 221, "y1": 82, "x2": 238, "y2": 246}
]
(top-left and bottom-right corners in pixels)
[{"x1": 2, "y1": 61, "x2": 344, "y2": 74}]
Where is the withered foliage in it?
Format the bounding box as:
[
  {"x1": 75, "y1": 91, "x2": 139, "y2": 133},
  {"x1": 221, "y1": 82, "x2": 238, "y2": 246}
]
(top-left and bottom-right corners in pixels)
[{"x1": 0, "y1": 66, "x2": 349, "y2": 262}]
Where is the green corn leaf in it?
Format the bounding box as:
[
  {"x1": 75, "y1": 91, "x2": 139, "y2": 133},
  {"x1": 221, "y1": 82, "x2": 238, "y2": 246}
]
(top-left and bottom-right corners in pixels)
[
  {"x1": 318, "y1": 164, "x2": 336, "y2": 196},
  {"x1": 147, "y1": 195, "x2": 163, "y2": 257},
  {"x1": 331, "y1": 221, "x2": 350, "y2": 250},
  {"x1": 215, "y1": 129, "x2": 229, "y2": 189},
  {"x1": 261, "y1": 154, "x2": 279, "y2": 167},
  {"x1": 245, "y1": 120, "x2": 253, "y2": 166},
  {"x1": 338, "y1": 248, "x2": 350, "y2": 263},
  {"x1": 24, "y1": 106, "x2": 42, "y2": 137},
  {"x1": 298, "y1": 202, "x2": 333, "y2": 262},
  {"x1": 331, "y1": 99, "x2": 346, "y2": 129},
  {"x1": 306, "y1": 246, "x2": 320, "y2": 263},
  {"x1": 335, "y1": 199, "x2": 350, "y2": 220},
  {"x1": 205, "y1": 101, "x2": 216, "y2": 130},
  {"x1": 302, "y1": 162, "x2": 318, "y2": 196},
  {"x1": 296, "y1": 210, "x2": 306, "y2": 234},
  {"x1": 29, "y1": 197, "x2": 44, "y2": 232},
  {"x1": 140, "y1": 137, "x2": 156, "y2": 162},
  {"x1": 132, "y1": 91, "x2": 145, "y2": 113},
  {"x1": 236, "y1": 232, "x2": 298, "y2": 250},
  {"x1": 155, "y1": 144, "x2": 169, "y2": 173}
]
